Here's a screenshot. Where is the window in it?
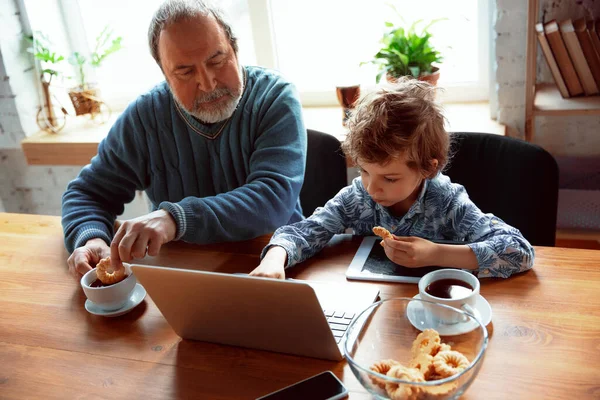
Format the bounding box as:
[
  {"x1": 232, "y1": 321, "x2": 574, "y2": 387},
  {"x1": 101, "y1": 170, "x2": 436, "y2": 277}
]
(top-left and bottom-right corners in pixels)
[
  {"x1": 22, "y1": 0, "x2": 489, "y2": 111},
  {"x1": 266, "y1": 0, "x2": 490, "y2": 104}
]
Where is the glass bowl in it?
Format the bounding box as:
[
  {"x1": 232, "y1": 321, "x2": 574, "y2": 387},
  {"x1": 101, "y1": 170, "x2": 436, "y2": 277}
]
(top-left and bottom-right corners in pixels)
[{"x1": 344, "y1": 297, "x2": 488, "y2": 400}]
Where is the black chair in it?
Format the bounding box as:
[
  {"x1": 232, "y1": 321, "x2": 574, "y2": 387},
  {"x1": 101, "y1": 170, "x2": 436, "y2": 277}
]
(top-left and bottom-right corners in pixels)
[
  {"x1": 445, "y1": 132, "x2": 559, "y2": 246},
  {"x1": 299, "y1": 129, "x2": 348, "y2": 217}
]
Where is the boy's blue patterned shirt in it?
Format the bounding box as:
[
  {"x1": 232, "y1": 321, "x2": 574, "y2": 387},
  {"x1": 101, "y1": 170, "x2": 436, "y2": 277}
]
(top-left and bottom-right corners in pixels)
[{"x1": 263, "y1": 173, "x2": 534, "y2": 279}]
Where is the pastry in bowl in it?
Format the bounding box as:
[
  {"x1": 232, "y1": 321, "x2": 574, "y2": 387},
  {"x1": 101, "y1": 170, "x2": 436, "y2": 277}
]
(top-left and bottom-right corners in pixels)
[{"x1": 344, "y1": 298, "x2": 488, "y2": 400}]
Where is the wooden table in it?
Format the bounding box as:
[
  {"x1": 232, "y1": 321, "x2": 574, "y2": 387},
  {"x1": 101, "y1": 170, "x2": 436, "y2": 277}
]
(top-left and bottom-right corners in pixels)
[{"x1": 1, "y1": 213, "x2": 599, "y2": 399}]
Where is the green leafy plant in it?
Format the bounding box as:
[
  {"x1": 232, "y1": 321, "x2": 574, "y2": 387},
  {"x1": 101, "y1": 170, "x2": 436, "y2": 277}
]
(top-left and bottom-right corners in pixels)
[
  {"x1": 26, "y1": 32, "x2": 65, "y2": 81},
  {"x1": 68, "y1": 52, "x2": 87, "y2": 88},
  {"x1": 69, "y1": 26, "x2": 123, "y2": 90},
  {"x1": 90, "y1": 26, "x2": 123, "y2": 67},
  {"x1": 367, "y1": 10, "x2": 444, "y2": 83}
]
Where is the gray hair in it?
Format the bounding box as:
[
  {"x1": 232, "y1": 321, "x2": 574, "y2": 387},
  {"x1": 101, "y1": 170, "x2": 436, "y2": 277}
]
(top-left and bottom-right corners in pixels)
[{"x1": 148, "y1": 0, "x2": 238, "y2": 67}]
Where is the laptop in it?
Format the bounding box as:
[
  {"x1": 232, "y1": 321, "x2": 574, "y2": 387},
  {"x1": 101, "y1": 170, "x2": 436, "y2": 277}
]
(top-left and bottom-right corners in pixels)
[{"x1": 131, "y1": 265, "x2": 380, "y2": 361}]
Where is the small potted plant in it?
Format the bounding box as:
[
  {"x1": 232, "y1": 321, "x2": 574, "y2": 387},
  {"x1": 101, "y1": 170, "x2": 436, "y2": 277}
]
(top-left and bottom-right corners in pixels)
[
  {"x1": 27, "y1": 31, "x2": 65, "y2": 83},
  {"x1": 367, "y1": 15, "x2": 444, "y2": 85},
  {"x1": 68, "y1": 26, "x2": 122, "y2": 118},
  {"x1": 26, "y1": 32, "x2": 68, "y2": 132}
]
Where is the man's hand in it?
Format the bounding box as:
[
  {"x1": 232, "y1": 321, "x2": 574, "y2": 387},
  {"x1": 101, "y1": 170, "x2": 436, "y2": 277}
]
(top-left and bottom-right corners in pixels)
[
  {"x1": 250, "y1": 246, "x2": 287, "y2": 280},
  {"x1": 110, "y1": 209, "x2": 177, "y2": 266},
  {"x1": 67, "y1": 238, "x2": 110, "y2": 277},
  {"x1": 382, "y1": 236, "x2": 440, "y2": 268}
]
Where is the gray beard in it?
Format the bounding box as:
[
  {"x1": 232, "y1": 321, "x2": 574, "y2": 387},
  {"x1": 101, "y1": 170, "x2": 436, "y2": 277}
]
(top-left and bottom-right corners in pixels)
[
  {"x1": 173, "y1": 88, "x2": 241, "y2": 124},
  {"x1": 191, "y1": 88, "x2": 241, "y2": 123},
  {"x1": 171, "y1": 65, "x2": 244, "y2": 124}
]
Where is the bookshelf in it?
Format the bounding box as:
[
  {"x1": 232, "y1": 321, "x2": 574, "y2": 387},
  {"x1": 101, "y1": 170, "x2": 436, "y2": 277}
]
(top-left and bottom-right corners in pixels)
[
  {"x1": 534, "y1": 83, "x2": 600, "y2": 116},
  {"x1": 525, "y1": 0, "x2": 600, "y2": 141},
  {"x1": 525, "y1": 0, "x2": 600, "y2": 246}
]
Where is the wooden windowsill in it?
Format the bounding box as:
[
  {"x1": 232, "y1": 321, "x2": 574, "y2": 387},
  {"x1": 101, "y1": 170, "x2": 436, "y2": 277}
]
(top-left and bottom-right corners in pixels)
[
  {"x1": 21, "y1": 114, "x2": 121, "y2": 165},
  {"x1": 21, "y1": 102, "x2": 504, "y2": 166}
]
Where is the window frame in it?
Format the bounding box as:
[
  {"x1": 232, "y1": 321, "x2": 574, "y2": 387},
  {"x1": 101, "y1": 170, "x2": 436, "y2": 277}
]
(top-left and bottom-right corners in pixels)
[
  {"x1": 247, "y1": 0, "x2": 491, "y2": 105},
  {"x1": 25, "y1": 0, "x2": 491, "y2": 109}
]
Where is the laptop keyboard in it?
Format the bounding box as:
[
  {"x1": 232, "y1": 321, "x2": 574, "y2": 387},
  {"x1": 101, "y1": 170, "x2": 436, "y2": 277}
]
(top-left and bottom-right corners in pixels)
[{"x1": 323, "y1": 309, "x2": 355, "y2": 343}]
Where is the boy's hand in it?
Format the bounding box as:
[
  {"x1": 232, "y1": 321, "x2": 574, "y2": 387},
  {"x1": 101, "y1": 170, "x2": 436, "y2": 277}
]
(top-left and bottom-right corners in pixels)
[
  {"x1": 250, "y1": 246, "x2": 287, "y2": 280},
  {"x1": 382, "y1": 236, "x2": 440, "y2": 268},
  {"x1": 249, "y1": 260, "x2": 286, "y2": 280}
]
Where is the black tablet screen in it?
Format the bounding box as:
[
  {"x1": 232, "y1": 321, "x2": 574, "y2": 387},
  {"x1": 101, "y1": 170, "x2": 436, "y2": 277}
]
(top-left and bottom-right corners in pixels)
[{"x1": 361, "y1": 239, "x2": 453, "y2": 277}]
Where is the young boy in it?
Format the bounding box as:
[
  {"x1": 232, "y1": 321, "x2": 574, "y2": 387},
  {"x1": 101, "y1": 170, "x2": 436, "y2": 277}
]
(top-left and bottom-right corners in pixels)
[{"x1": 251, "y1": 78, "x2": 534, "y2": 280}]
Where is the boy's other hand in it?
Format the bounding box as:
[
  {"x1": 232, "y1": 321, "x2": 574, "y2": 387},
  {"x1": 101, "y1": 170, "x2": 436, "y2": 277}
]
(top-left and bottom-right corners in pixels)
[
  {"x1": 381, "y1": 236, "x2": 439, "y2": 268},
  {"x1": 249, "y1": 261, "x2": 286, "y2": 280},
  {"x1": 250, "y1": 246, "x2": 287, "y2": 279}
]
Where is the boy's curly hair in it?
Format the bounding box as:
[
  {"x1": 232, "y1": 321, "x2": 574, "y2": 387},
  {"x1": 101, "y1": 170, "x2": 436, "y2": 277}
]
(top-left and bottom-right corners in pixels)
[{"x1": 341, "y1": 77, "x2": 449, "y2": 179}]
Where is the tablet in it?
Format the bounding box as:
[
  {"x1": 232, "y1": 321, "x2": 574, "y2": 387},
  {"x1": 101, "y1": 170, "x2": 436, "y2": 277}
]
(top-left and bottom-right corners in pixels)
[{"x1": 345, "y1": 236, "x2": 467, "y2": 283}]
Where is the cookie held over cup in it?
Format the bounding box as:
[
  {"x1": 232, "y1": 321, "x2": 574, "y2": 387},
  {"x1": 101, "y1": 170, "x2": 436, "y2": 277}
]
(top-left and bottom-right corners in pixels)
[{"x1": 96, "y1": 257, "x2": 127, "y2": 285}]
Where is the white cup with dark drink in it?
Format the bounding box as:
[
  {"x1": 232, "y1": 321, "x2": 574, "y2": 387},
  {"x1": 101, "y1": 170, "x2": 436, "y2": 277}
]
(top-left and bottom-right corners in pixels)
[
  {"x1": 418, "y1": 269, "x2": 480, "y2": 325},
  {"x1": 81, "y1": 263, "x2": 137, "y2": 312}
]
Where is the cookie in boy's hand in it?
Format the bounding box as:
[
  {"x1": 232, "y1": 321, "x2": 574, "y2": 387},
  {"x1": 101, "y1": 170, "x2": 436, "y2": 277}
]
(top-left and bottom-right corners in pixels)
[
  {"x1": 373, "y1": 226, "x2": 394, "y2": 247},
  {"x1": 373, "y1": 226, "x2": 393, "y2": 240}
]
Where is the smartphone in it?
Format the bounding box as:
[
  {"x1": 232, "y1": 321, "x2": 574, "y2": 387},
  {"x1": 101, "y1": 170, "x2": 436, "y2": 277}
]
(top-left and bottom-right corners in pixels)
[{"x1": 255, "y1": 371, "x2": 348, "y2": 400}]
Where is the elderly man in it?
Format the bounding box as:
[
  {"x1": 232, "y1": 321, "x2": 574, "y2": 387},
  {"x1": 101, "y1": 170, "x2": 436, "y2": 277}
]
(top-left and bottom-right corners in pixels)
[{"x1": 62, "y1": 0, "x2": 306, "y2": 276}]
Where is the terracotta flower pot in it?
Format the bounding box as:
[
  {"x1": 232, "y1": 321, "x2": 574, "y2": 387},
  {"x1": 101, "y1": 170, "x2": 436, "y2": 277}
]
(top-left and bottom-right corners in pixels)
[
  {"x1": 418, "y1": 66, "x2": 440, "y2": 86},
  {"x1": 386, "y1": 66, "x2": 441, "y2": 86}
]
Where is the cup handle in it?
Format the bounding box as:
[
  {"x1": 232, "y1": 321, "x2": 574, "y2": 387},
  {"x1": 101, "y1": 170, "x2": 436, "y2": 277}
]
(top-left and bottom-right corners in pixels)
[{"x1": 461, "y1": 303, "x2": 480, "y2": 322}]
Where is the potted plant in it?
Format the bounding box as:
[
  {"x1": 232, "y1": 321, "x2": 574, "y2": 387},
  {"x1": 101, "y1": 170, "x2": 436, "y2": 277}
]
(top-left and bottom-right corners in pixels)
[
  {"x1": 367, "y1": 16, "x2": 444, "y2": 85},
  {"x1": 26, "y1": 32, "x2": 67, "y2": 132},
  {"x1": 27, "y1": 32, "x2": 65, "y2": 82},
  {"x1": 68, "y1": 26, "x2": 122, "y2": 117}
]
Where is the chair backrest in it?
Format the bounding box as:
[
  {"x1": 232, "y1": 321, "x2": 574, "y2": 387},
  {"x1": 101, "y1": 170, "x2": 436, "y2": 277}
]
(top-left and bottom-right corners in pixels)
[
  {"x1": 300, "y1": 129, "x2": 348, "y2": 217},
  {"x1": 444, "y1": 132, "x2": 559, "y2": 246}
]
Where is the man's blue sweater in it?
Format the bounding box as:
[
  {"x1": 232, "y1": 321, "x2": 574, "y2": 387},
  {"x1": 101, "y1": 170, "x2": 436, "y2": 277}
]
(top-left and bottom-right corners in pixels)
[{"x1": 62, "y1": 66, "x2": 306, "y2": 253}]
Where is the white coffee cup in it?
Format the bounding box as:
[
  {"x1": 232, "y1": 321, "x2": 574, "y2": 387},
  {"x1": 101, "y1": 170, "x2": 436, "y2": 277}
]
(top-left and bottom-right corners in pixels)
[
  {"x1": 80, "y1": 264, "x2": 136, "y2": 311},
  {"x1": 418, "y1": 269, "x2": 480, "y2": 324}
]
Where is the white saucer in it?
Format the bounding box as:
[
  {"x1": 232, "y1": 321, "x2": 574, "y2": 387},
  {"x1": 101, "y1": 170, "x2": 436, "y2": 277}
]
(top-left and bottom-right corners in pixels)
[
  {"x1": 85, "y1": 284, "x2": 147, "y2": 317},
  {"x1": 407, "y1": 294, "x2": 492, "y2": 336}
]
